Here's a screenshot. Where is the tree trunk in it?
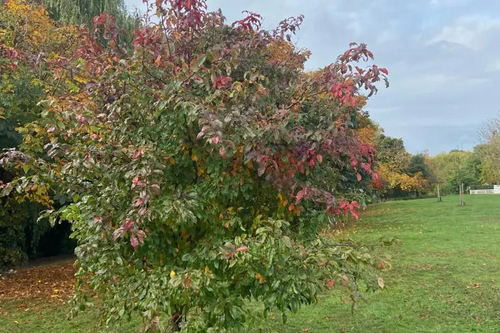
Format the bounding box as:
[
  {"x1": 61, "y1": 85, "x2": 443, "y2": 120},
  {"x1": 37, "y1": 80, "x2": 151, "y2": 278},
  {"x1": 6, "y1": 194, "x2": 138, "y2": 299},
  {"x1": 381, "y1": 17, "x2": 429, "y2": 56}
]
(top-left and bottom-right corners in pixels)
[
  {"x1": 437, "y1": 184, "x2": 441, "y2": 202},
  {"x1": 459, "y1": 183, "x2": 465, "y2": 206}
]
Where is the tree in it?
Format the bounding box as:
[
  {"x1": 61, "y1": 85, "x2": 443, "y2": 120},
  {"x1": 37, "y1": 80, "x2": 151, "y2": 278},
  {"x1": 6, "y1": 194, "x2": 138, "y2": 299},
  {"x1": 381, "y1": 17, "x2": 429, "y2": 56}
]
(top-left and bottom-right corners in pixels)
[
  {"x1": 4, "y1": 1, "x2": 389, "y2": 331},
  {"x1": 0, "y1": 0, "x2": 79, "y2": 146},
  {"x1": 33, "y1": 0, "x2": 140, "y2": 52},
  {"x1": 407, "y1": 154, "x2": 431, "y2": 179},
  {"x1": 375, "y1": 136, "x2": 435, "y2": 199},
  {"x1": 431, "y1": 150, "x2": 478, "y2": 194},
  {"x1": 424, "y1": 154, "x2": 444, "y2": 201},
  {"x1": 406, "y1": 153, "x2": 434, "y2": 197},
  {"x1": 40, "y1": 0, "x2": 138, "y2": 41},
  {"x1": 477, "y1": 114, "x2": 500, "y2": 184},
  {"x1": 376, "y1": 135, "x2": 409, "y2": 171},
  {"x1": 375, "y1": 135, "x2": 422, "y2": 198},
  {"x1": 0, "y1": 0, "x2": 79, "y2": 267}
]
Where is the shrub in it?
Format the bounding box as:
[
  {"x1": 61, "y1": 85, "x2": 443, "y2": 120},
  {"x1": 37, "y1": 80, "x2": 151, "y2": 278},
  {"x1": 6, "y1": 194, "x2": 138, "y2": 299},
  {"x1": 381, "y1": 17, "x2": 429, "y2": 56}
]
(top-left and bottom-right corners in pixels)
[{"x1": 4, "y1": 1, "x2": 389, "y2": 331}]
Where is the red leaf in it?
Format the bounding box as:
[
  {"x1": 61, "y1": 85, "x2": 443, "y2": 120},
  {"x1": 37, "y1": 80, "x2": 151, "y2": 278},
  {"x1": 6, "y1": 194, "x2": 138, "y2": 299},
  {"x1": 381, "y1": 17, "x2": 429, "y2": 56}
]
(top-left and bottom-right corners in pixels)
[
  {"x1": 136, "y1": 230, "x2": 146, "y2": 244},
  {"x1": 130, "y1": 236, "x2": 139, "y2": 250},
  {"x1": 185, "y1": 0, "x2": 195, "y2": 10},
  {"x1": 112, "y1": 228, "x2": 124, "y2": 240},
  {"x1": 236, "y1": 246, "x2": 248, "y2": 253},
  {"x1": 316, "y1": 154, "x2": 323, "y2": 163},
  {"x1": 328, "y1": 280, "x2": 334, "y2": 288},
  {"x1": 360, "y1": 163, "x2": 371, "y2": 173},
  {"x1": 213, "y1": 75, "x2": 233, "y2": 89},
  {"x1": 219, "y1": 146, "x2": 227, "y2": 159},
  {"x1": 272, "y1": 160, "x2": 280, "y2": 178},
  {"x1": 297, "y1": 161, "x2": 305, "y2": 174},
  {"x1": 349, "y1": 201, "x2": 360, "y2": 220},
  {"x1": 138, "y1": 208, "x2": 147, "y2": 216},
  {"x1": 356, "y1": 173, "x2": 362, "y2": 182},
  {"x1": 295, "y1": 190, "x2": 305, "y2": 204},
  {"x1": 132, "y1": 176, "x2": 140, "y2": 187},
  {"x1": 380, "y1": 68, "x2": 389, "y2": 75},
  {"x1": 93, "y1": 13, "x2": 107, "y2": 29}
]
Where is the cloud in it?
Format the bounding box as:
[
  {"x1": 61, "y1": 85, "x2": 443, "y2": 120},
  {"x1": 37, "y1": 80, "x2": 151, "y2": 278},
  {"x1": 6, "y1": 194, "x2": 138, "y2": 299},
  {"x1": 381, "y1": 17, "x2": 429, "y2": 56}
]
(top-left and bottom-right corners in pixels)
[
  {"x1": 429, "y1": 15, "x2": 500, "y2": 50},
  {"x1": 430, "y1": 0, "x2": 470, "y2": 7}
]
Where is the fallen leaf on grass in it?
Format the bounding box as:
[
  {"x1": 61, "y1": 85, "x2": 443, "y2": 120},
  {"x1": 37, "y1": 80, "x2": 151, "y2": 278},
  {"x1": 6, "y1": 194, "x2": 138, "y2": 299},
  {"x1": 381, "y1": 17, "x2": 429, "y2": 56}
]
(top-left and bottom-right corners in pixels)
[
  {"x1": 378, "y1": 276, "x2": 385, "y2": 288},
  {"x1": 0, "y1": 261, "x2": 76, "y2": 302},
  {"x1": 467, "y1": 283, "x2": 482, "y2": 289}
]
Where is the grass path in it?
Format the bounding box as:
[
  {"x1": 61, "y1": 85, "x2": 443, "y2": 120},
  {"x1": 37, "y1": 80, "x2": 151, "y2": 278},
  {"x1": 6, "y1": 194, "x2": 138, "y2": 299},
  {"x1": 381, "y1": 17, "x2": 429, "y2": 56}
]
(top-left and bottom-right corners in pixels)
[{"x1": 1, "y1": 195, "x2": 499, "y2": 332}]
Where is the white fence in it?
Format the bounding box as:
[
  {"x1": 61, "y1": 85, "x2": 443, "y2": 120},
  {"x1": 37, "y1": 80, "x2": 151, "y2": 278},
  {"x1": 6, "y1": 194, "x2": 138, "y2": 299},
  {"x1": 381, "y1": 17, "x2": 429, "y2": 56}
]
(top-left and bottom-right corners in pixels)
[{"x1": 470, "y1": 185, "x2": 500, "y2": 195}]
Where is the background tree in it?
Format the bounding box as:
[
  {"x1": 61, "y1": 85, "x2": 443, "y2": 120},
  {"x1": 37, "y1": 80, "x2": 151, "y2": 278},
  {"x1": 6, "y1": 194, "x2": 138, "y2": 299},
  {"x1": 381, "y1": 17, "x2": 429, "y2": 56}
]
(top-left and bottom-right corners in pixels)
[
  {"x1": 424, "y1": 154, "x2": 444, "y2": 201},
  {"x1": 40, "y1": 0, "x2": 138, "y2": 47},
  {"x1": 406, "y1": 153, "x2": 434, "y2": 197},
  {"x1": 375, "y1": 134, "x2": 427, "y2": 198},
  {"x1": 477, "y1": 114, "x2": 500, "y2": 184},
  {"x1": 430, "y1": 150, "x2": 478, "y2": 194},
  {"x1": 376, "y1": 134, "x2": 409, "y2": 171},
  {"x1": 467, "y1": 144, "x2": 487, "y2": 184},
  {"x1": 3, "y1": 0, "x2": 389, "y2": 331},
  {"x1": 0, "y1": 0, "x2": 81, "y2": 267}
]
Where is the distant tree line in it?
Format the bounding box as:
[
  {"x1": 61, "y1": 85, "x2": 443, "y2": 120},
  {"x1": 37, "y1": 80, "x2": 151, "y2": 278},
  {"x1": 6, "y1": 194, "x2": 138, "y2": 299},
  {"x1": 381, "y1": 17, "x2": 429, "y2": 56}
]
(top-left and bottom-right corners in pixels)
[{"x1": 368, "y1": 114, "x2": 500, "y2": 200}]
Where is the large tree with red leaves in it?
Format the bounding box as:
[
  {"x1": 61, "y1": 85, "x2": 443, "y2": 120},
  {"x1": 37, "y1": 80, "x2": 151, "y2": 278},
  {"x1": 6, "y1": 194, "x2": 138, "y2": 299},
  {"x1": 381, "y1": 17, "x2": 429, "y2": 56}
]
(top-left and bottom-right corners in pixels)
[{"x1": 2, "y1": 0, "x2": 389, "y2": 331}]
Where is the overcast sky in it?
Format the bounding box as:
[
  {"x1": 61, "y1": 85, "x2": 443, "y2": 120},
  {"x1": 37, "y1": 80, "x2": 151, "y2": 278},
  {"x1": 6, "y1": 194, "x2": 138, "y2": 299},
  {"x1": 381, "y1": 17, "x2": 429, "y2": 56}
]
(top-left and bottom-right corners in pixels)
[{"x1": 125, "y1": 0, "x2": 500, "y2": 155}]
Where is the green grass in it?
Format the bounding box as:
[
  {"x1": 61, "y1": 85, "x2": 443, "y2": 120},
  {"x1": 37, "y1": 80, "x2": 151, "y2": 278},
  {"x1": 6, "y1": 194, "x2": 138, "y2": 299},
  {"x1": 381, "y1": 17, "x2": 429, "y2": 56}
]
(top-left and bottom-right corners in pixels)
[
  {"x1": 0, "y1": 299, "x2": 139, "y2": 333},
  {"x1": 251, "y1": 195, "x2": 500, "y2": 333},
  {"x1": 1, "y1": 195, "x2": 499, "y2": 332}
]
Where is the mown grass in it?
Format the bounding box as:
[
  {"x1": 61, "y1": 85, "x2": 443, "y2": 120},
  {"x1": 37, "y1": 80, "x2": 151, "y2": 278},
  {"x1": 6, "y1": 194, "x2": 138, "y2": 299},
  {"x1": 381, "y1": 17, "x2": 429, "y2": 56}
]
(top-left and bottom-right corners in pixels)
[
  {"x1": 0, "y1": 299, "x2": 136, "y2": 333},
  {"x1": 1, "y1": 194, "x2": 499, "y2": 332},
  {"x1": 250, "y1": 195, "x2": 500, "y2": 333}
]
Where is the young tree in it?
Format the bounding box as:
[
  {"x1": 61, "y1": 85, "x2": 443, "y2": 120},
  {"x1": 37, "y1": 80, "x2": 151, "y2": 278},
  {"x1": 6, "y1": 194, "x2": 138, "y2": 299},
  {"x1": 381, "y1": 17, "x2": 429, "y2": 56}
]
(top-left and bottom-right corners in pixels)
[
  {"x1": 3, "y1": 1, "x2": 389, "y2": 331},
  {"x1": 431, "y1": 150, "x2": 478, "y2": 194},
  {"x1": 424, "y1": 154, "x2": 444, "y2": 201}
]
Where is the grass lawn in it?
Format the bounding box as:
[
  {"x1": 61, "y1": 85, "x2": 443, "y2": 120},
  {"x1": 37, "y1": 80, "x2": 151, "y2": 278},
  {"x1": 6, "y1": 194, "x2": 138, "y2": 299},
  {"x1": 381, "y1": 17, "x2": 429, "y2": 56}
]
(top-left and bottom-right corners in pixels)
[{"x1": 1, "y1": 195, "x2": 499, "y2": 332}]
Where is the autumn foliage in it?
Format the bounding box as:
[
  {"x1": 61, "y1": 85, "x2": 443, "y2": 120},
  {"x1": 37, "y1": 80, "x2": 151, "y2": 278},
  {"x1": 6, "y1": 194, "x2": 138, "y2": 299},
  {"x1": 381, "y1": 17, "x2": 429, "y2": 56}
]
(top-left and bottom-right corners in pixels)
[
  {"x1": 1, "y1": 0, "x2": 389, "y2": 331},
  {"x1": 0, "y1": 0, "x2": 83, "y2": 267}
]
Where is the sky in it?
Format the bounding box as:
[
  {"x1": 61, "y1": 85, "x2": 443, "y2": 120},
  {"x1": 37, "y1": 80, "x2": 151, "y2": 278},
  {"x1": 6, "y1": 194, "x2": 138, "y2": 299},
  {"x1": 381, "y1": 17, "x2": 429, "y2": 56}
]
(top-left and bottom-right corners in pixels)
[{"x1": 125, "y1": 0, "x2": 500, "y2": 155}]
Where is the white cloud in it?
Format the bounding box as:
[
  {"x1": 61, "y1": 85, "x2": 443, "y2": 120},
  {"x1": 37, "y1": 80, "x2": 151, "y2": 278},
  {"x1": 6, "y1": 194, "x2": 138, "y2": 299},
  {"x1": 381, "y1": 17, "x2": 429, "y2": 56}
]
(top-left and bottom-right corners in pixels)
[
  {"x1": 429, "y1": 15, "x2": 500, "y2": 51},
  {"x1": 430, "y1": 0, "x2": 470, "y2": 7}
]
